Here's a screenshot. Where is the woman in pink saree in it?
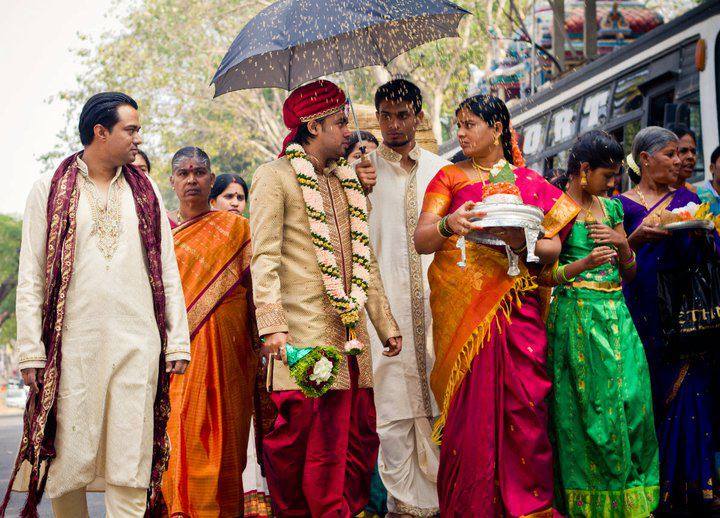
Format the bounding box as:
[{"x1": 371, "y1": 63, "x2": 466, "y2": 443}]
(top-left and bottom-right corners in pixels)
[{"x1": 413, "y1": 95, "x2": 578, "y2": 517}]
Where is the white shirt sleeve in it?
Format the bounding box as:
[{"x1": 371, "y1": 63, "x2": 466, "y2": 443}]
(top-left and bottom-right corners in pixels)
[
  {"x1": 153, "y1": 184, "x2": 191, "y2": 363},
  {"x1": 16, "y1": 177, "x2": 51, "y2": 370}
]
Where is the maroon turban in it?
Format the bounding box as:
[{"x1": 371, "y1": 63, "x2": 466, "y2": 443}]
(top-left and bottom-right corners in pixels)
[{"x1": 281, "y1": 80, "x2": 347, "y2": 155}]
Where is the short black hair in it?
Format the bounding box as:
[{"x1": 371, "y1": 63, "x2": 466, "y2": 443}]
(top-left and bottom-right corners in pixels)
[
  {"x1": 567, "y1": 130, "x2": 624, "y2": 175},
  {"x1": 210, "y1": 173, "x2": 249, "y2": 201},
  {"x1": 78, "y1": 92, "x2": 138, "y2": 146},
  {"x1": 375, "y1": 79, "x2": 423, "y2": 115},
  {"x1": 711, "y1": 146, "x2": 720, "y2": 166},
  {"x1": 136, "y1": 149, "x2": 151, "y2": 173},
  {"x1": 344, "y1": 131, "x2": 379, "y2": 159},
  {"x1": 291, "y1": 116, "x2": 331, "y2": 147},
  {"x1": 667, "y1": 123, "x2": 697, "y2": 144}
]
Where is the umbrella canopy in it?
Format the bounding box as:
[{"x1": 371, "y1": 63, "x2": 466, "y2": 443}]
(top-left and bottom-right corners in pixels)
[{"x1": 211, "y1": 0, "x2": 469, "y2": 95}]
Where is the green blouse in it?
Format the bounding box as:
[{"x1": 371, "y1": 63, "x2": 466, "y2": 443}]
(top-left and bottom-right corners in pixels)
[{"x1": 558, "y1": 197, "x2": 624, "y2": 284}]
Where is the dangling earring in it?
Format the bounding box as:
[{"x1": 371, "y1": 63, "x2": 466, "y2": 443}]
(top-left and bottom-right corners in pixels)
[
  {"x1": 494, "y1": 133, "x2": 501, "y2": 146},
  {"x1": 580, "y1": 171, "x2": 588, "y2": 189}
]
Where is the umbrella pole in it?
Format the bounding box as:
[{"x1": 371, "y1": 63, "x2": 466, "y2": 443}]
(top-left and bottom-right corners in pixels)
[{"x1": 336, "y1": 46, "x2": 366, "y2": 153}]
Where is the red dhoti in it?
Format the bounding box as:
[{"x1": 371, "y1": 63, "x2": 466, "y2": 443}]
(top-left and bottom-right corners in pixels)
[{"x1": 262, "y1": 358, "x2": 378, "y2": 517}]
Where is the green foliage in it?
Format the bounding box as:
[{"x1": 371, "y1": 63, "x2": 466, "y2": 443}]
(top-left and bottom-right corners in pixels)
[
  {"x1": 0, "y1": 215, "x2": 22, "y2": 345},
  {"x1": 44, "y1": 0, "x2": 501, "y2": 191}
]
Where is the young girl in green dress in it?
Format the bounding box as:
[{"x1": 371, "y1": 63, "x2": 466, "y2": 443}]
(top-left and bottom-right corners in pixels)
[{"x1": 547, "y1": 130, "x2": 659, "y2": 517}]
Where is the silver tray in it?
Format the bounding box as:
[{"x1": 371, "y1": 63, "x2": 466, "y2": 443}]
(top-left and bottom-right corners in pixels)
[{"x1": 663, "y1": 220, "x2": 715, "y2": 231}]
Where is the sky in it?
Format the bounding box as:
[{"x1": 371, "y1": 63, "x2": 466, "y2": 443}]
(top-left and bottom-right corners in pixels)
[{"x1": 1, "y1": 0, "x2": 117, "y2": 216}]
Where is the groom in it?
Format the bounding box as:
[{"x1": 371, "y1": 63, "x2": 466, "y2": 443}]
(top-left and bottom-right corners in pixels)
[{"x1": 249, "y1": 79, "x2": 401, "y2": 517}]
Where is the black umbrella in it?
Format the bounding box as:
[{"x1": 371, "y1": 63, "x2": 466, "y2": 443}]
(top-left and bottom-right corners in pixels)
[{"x1": 211, "y1": 0, "x2": 470, "y2": 94}]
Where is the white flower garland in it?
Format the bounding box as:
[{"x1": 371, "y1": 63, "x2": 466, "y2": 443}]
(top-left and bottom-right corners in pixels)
[{"x1": 286, "y1": 143, "x2": 370, "y2": 352}]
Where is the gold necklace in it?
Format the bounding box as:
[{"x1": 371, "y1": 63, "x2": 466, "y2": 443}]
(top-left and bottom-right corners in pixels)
[
  {"x1": 581, "y1": 195, "x2": 598, "y2": 223},
  {"x1": 634, "y1": 187, "x2": 649, "y2": 210},
  {"x1": 470, "y1": 159, "x2": 492, "y2": 184},
  {"x1": 471, "y1": 158, "x2": 493, "y2": 172}
]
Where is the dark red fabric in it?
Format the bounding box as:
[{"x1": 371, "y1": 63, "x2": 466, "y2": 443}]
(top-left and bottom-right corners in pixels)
[
  {"x1": 262, "y1": 358, "x2": 378, "y2": 517},
  {"x1": 281, "y1": 80, "x2": 346, "y2": 154}
]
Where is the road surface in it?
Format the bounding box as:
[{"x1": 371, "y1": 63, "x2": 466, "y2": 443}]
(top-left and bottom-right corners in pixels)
[{"x1": 0, "y1": 414, "x2": 105, "y2": 516}]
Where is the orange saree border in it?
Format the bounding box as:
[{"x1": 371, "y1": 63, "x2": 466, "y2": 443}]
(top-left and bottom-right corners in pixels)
[
  {"x1": 428, "y1": 242, "x2": 538, "y2": 443},
  {"x1": 543, "y1": 192, "x2": 580, "y2": 238}
]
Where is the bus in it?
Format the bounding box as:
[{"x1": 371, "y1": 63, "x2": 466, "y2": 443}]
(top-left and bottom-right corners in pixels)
[{"x1": 443, "y1": 1, "x2": 720, "y2": 190}]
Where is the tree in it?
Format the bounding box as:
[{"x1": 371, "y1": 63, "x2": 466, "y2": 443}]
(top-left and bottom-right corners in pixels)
[
  {"x1": 0, "y1": 215, "x2": 22, "y2": 346},
  {"x1": 44, "y1": 0, "x2": 495, "y2": 187}
]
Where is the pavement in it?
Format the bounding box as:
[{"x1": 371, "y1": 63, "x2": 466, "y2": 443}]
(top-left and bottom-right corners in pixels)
[{"x1": 0, "y1": 413, "x2": 105, "y2": 516}]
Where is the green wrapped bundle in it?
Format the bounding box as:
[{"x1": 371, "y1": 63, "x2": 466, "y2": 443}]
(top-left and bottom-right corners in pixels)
[{"x1": 286, "y1": 344, "x2": 343, "y2": 398}]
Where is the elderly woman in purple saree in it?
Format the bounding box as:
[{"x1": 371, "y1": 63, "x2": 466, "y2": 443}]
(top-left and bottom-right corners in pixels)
[{"x1": 617, "y1": 126, "x2": 720, "y2": 514}]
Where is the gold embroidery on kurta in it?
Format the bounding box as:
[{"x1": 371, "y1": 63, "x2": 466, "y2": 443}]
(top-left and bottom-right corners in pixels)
[
  {"x1": 79, "y1": 173, "x2": 125, "y2": 266},
  {"x1": 405, "y1": 170, "x2": 434, "y2": 418}
]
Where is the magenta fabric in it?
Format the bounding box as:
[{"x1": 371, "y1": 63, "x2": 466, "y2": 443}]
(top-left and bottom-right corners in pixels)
[
  {"x1": 447, "y1": 166, "x2": 563, "y2": 214},
  {"x1": 438, "y1": 293, "x2": 557, "y2": 517},
  {"x1": 262, "y1": 358, "x2": 378, "y2": 517}
]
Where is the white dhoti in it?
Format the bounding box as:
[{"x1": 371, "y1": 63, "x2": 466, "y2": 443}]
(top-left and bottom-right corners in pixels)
[
  {"x1": 366, "y1": 144, "x2": 449, "y2": 516},
  {"x1": 51, "y1": 484, "x2": 147, "y2": 518},
  {"x1": 378, "y1": 417, "x2": 440, "y2": 516}
]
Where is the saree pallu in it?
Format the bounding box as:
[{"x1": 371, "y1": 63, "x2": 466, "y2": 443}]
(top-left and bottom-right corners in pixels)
[
  {"x1": 618, "y1": 188, "x2": 720, "y2": 513},
  {"x1": 162, "y1": 211, "x2": 256, "y2": 518},
  {"x1": 422, "y1": 164, "x2": 578, "y2": 516}
]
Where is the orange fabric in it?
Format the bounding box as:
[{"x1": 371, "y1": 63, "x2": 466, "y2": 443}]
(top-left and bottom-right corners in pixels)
[
  {"x1": 428, "y1": 241, "x2": 537, "y2": 441},
  {"x1": 162, "y1": 211, "x2": 257, "y2": 518}
]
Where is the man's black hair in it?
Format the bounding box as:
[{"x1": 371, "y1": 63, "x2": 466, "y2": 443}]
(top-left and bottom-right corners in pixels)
[
  {"x1": 374, "y1": 79, "x2": 423, "y2": 115},
  {"x1": 78, "y1": 92, "x2": 138, "y2": 146}
]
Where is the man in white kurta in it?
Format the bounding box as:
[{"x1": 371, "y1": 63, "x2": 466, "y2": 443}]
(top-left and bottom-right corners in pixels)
[
  {"x1": 14, "y1": 94, "x2": 190, "y2": 517},
  {"x1": 360, "y1": 79, "x2": 449, "y2": 517}
]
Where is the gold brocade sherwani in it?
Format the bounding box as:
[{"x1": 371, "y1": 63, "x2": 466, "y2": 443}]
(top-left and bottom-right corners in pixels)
[{"x1": 249, "y1": 156, "x2": 400, "y2": 391}]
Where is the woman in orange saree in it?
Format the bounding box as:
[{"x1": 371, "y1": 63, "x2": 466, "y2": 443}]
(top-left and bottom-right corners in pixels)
[
  {"x1": 162, "y1": 147, "x2": 257, "y2": 517},
  {"x1": 414, "y1": 96, "x2": 578, "y2": 517}
]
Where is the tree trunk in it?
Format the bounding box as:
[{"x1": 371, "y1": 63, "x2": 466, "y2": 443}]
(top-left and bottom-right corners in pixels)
[
  {"x1": 551, "y1": 0, "x2": 565, "y2": 75},
  {"x1": 584, "y1": 0, "x2": 598, "y2": 61},
  {"x1": 431, "y1": 90, "x2": 444, "y2": 145}
]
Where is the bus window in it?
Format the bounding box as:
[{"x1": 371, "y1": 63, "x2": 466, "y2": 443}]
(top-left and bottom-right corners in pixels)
[
  {"x1": 520, "y1": 119, "x2": 547, "y2": 157},
  {"x1": 607, "y1": 119, "x2": 640, "y2": 192},
  {"x1": 548, "y1": 101, "x2": 579, "y2": 146},
  {"x1": 612, "y1": 68, "x2": 649, "y2": 116},
  {"x1": 680, "y1": 92, "x2": 704, "y2": 183},
  {"x1": 543, "y1": 156, "x2": 555, "y2": 178},
  {"x1": 579, "y1": 88, "x2": 611, "y2": 133},
  {"x1": 647, "y1": 88, "x2": 675, "y2": 127}
]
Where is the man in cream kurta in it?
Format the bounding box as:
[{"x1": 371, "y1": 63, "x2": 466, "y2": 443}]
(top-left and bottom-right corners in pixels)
[
  {"x1": 13, "y1": 93, "x2": 190, "y2": 517},
  {"x1": 359, "y1": 79, "x2": 449, "y2": 517}
]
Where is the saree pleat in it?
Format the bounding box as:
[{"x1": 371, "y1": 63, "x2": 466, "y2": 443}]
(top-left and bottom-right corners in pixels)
[{"x1": 162, "y1": 211, "x2": 256, "y2": 518}]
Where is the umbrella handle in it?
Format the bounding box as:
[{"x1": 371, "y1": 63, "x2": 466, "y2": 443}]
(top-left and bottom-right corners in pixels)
[{"x1": 335, "y1": 48, "x2": 366, "y2": 154}]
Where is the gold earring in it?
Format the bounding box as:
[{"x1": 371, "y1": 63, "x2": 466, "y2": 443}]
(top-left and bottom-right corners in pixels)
[
  {"x1": 494, "y1": 133, "x2": 501, "y2": 146},
  {"x1": 580, "y1": 171, "x2": 588, "y2": 188}
]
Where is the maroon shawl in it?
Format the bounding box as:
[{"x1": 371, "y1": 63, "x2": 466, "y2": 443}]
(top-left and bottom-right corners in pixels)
[{"x1": 0, "y1": 152, "x2": 171, "y2": 517}]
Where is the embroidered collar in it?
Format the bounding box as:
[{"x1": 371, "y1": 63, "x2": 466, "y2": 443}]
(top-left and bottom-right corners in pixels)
[{"x1": 378, "y1": 143, "x2": 421, "y2": 163}]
